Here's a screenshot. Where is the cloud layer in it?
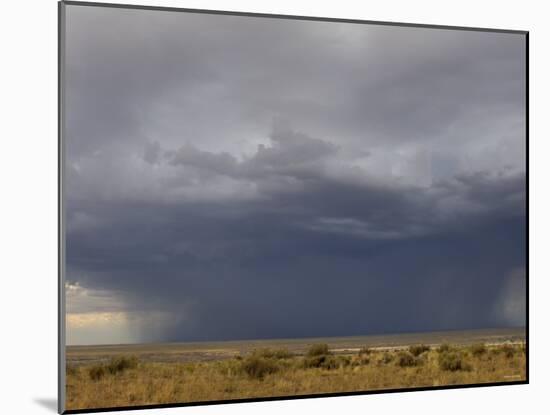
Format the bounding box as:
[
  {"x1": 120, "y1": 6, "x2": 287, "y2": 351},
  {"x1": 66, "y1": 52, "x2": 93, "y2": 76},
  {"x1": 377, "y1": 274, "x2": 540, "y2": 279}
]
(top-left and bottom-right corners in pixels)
[{"x1": 64, "y1": 5, "x2": 526, "y2": 344}]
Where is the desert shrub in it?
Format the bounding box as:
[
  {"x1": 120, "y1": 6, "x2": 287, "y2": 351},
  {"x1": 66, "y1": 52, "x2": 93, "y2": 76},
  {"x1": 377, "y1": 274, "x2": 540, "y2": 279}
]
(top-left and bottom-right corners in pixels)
[
  {"x1": 438, "y1": 352, "x2": 470, "y2": 371},
  {"x1": 272, "y1": 348, "x2": 293, "y2": 359},
  {"x1": 501, "y1": 344, "x2": 516, "y2": 359},
  {"x1": 252, "y1": 348, "x2": 292, "y2": 360},
  {"x1": 470, "y1": 343, "x2": 487, "y2": 357},
  {"x1": 307, "y1": 343, "x2": 330, "y2": 357},
  {"x1": 304, "y1": 355, "x2": 350, "y2": 370},
  {"x1": 380, "y1": 352, "x2": 393, "y2": 364},
  {"x1": 106, "y1": 355, "x2": 139, "y2": 375},
  {"x1": 234, "y1": 354, "x2": 243, "y2": 360},
  {"x1": 240, "y1": 356, "x2": 279, "y2": 379},
  {"x1": 338, "y1": 355, "x2": 351, "y2": 367},
  {"x1": 437, "y1": 343, "x2": 452, "y2": 353},
  {"x1": 396, "y1": 351, "x2": 417, "y2": 367},
  {"x1": 321, "y1": 356, "x2": 340, "y2": 370},
  {"x1": 359, "y1": 346, "x2": 372, "y2": 355},
  {"x1": 408, "y1": 344, "x2": 430, "y2": 357},
  {"x1": 303, "y1": 354, "x2": 327, "y2": 368},
  {"x1": 490, "y1": 347, "x2": 501, "y2": 356},
  {"x1": 67, "y1": 364, "x2": 79, "y2": 377},
  {"x1": 88, "y1": 365, "x2": 105, "y2": 381},
  {"x1": 356, "y1": 355, "x2": 370, "y2": 366}
]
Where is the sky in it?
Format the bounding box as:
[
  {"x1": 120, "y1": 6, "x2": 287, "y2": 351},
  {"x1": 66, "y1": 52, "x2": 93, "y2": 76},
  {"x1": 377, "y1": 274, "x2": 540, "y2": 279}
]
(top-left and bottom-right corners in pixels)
[{"x1": 63, "y1": 4, "x2": 527, "y2": 346}]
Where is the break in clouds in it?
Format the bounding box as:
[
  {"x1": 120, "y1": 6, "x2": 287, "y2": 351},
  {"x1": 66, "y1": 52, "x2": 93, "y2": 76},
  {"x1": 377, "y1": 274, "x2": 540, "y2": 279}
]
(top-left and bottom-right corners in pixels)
[{"x1": 64, "y1": 5, "x2": 526, "y2": 345}]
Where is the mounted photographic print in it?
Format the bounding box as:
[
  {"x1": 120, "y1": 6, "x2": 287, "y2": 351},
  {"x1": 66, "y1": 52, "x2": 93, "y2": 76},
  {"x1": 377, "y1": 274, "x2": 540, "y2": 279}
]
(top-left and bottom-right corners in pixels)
[{"x1": 58, "y1": 1, "x2": 528, "y2": 413}]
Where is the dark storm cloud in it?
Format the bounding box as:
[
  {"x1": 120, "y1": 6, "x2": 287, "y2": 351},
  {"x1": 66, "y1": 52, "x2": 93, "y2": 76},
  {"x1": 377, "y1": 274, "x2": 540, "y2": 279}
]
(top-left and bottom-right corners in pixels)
[
  {"x1": 168, "y1": 125, "x2": 339, "y2": 181},
  {"x1": 64, "y1": 4, "x2": 526, "y2": 343},
  {"x1": 66, "y1": 202, "x2": 525, "y2": 341},
  {"x1": 65, "y1": 165, "x2": 526, "y2": 341}
]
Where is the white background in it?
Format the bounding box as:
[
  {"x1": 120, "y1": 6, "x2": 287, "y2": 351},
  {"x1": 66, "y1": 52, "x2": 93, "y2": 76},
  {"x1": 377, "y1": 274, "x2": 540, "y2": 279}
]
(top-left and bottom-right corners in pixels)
[{"x1": 0, "y1": 0, "x2": 545, "y2": 414}]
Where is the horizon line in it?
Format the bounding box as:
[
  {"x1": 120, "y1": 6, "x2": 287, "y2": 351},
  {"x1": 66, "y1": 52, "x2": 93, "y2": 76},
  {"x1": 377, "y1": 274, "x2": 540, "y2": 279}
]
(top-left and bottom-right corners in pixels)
[{"x1": 66, "y1": 326, "x2": 526, "y2": 348}]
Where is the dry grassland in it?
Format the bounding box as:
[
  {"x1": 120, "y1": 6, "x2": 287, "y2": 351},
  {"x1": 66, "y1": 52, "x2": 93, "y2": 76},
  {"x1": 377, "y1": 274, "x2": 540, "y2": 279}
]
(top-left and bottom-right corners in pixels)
[{"x1": 66, "y1": 342, "x2": 526, "y2": 410}]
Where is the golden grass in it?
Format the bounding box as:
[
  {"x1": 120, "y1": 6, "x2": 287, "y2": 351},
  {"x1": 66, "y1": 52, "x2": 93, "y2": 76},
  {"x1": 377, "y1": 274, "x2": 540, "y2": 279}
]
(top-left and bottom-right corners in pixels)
[{"x1": 66, "y1": 343, "x2": 526, "y2": 410}]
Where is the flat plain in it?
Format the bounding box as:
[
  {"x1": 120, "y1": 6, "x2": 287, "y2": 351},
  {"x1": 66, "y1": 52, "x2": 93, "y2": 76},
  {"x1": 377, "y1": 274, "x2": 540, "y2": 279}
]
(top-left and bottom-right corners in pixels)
[{"x1": 65, "y1": 327, "x2": 526, "y2": 410}]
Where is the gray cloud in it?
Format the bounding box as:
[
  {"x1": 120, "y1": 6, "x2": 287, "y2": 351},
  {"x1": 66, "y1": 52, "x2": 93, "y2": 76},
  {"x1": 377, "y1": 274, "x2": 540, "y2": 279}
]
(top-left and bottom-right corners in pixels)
[
  {"x1": 143, "y1": 141, "x2": 162, "y2": 165},
  {"x1": 64, "y1": 4, "x2": 526, "y2": 344}
]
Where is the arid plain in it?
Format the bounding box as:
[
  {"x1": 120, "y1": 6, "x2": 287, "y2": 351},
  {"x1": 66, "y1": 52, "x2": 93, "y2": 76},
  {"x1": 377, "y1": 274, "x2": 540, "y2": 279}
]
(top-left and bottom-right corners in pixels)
[{"x1": 66, "y1": 328, "x2": 526, "y2": 410}]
